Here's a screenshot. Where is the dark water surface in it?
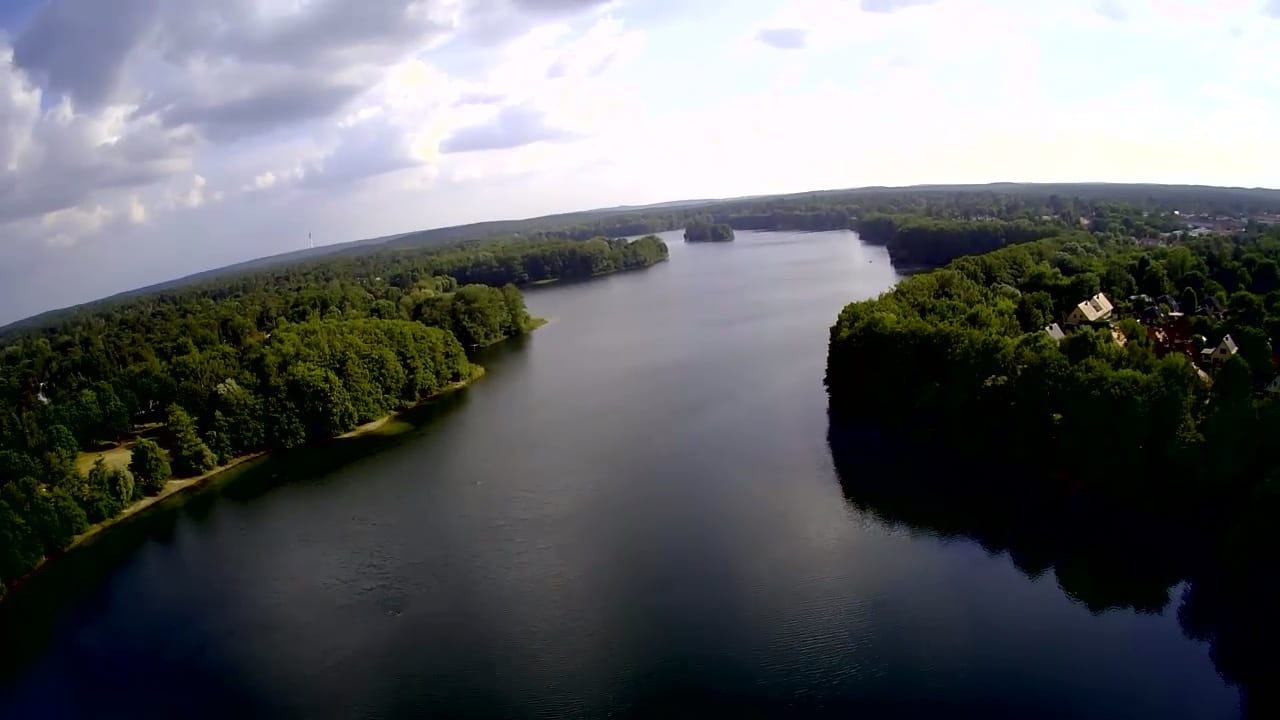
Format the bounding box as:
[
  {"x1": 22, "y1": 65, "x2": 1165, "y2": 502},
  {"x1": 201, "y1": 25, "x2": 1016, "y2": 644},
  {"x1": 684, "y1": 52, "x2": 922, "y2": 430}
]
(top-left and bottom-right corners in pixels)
[{"x1": 0, "y1": 231, "x2": 1239, "y2": 718}]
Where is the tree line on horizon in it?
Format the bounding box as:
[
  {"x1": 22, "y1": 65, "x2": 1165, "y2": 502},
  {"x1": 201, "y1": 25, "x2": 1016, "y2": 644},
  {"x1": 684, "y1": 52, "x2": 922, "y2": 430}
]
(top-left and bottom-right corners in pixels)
[{"x1": 15, "y1": 181, "x2": 1272, "y2": 339}]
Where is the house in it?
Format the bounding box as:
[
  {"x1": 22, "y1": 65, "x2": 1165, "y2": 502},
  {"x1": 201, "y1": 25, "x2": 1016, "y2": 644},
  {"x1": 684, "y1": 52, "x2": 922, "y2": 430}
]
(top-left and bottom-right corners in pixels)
[
  {"x1": 1044, "y1": 323, "x2": 1066, "y2": 342},
  {"x1": 1066, "y1": 293, "x2": 1114, "y2": 326},
  {"x1": 1268, "y1": 376, "x2": 1280, "y2": 396},
  {"x1": 1111, "y1": 328, "x2": 1128, "y2": 347},
  {"x1": 1198, "y1": 296, "x2": 1226, "y2": 317},
  {"x1": 1201, "y1": 334, "x2": 1239, "y2": 365},
  {"x1": 1156, "y1": 294, "x2": 1181, "y2": 313}
]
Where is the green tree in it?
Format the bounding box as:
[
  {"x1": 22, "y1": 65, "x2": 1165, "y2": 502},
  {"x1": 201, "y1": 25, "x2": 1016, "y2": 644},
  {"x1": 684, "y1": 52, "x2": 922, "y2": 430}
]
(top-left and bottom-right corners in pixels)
[
  {"x1": 109, "y1": 465, "x2": 137, "y2": 505},
  {"x1": 1182, "y1": 270, "x2": 1208, "y2": 292},
  {"x1": 30, "y1": 487, "x2": 88, "y2": 552},
  {"x1": 283, "y1": 364, "x2": 358, "y2": 441},
  {"x1": 1068, "y1": 272, "x2": 1101, "y2": 303},
  {"x1": 0, "y1": 450, "x2": 40, "y2": 484},
  {"x1": 1232, "y1": 326, "x2": 1273, "y2": 387},
  {"x1": 41, "y1": 424, "x2": 79, "y2": 462},
  {"x1": 81, "y1": 458, "x2": 125, "y2": 522},
  {"x1": 1140, "y1": 263, "x2": 1173, "y2": 297},
  {"x1": 1251, "y1": 259, "x2": 1280, "y2": 294},
  {"x1": 1228, "y1": 292, "x2": 1266, "y2": 329},
  {"x1": 1163, "y1": 247, "x2": 1197, "y2": 284},
  {"x1": 448, "y1": 285, "x2": 509, "y2": 347},
  {"x1": 1016, "y1": 292, "x2": 1054, "y2": 332},
  {"x1": 1102, "y1": 264, "x2": 1137, "y2": 299},
  {"x1": 165, "y1": 404, "x2": 217, "y2": 477},
  {"x1": 0, "y1": 497, "x2": 44, "y2": 586},
  {"x1": 1180, "y1": 286, "x2": 1199, "y2": 313},
  {"x1": 129, "y1": 438, "x2": 171, "y2": 495},
  {"x1": 500, "y1": 283, "x2": 532, "y2": 334}
]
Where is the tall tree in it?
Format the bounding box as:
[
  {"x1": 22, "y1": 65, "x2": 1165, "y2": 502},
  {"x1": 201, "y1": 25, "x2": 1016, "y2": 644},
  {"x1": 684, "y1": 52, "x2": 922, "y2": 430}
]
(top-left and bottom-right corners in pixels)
[
  {"x1": 129, "y1": 438, "x2": 171, "y2": 496},
  {"x1": 165, "y1": 405, "x2": 218, "y2": 477}
]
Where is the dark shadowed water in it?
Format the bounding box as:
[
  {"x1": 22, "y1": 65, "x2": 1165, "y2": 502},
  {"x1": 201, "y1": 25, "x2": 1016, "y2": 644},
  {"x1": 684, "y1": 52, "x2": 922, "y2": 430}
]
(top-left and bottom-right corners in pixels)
[{"x1": 0, "y1": 230, "x2": 1240, "y2": 718}]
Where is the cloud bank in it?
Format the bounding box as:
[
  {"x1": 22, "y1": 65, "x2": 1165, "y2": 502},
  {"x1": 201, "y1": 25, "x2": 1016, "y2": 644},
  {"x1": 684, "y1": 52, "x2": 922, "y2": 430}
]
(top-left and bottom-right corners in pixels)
[{"x1": 0, "y1": 0, "x2": 1277, "y2": 325}]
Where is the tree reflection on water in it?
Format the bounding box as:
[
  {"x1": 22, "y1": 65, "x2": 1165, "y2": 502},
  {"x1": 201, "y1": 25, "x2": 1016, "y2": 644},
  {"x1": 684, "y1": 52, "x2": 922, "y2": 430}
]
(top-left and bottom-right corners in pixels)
[{"x1": 827, "y1": 415, "x2": 1279, "y2": 719}]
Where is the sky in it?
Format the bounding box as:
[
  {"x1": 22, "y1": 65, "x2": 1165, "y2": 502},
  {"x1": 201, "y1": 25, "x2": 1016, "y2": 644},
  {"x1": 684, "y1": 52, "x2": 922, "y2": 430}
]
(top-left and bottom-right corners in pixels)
[{"x1": 1, "y1": 0, "x2": 1279, "y2": 324}]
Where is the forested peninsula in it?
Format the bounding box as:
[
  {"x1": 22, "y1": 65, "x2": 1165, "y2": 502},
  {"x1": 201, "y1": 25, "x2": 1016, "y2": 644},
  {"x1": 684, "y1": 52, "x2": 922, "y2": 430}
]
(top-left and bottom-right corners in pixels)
[
  {"x1": 0, "y1": 234, "x2": 669, "y2": 596},
  {"x1": 826, "y1": 210, "x2": 1280, "y2": 703}
]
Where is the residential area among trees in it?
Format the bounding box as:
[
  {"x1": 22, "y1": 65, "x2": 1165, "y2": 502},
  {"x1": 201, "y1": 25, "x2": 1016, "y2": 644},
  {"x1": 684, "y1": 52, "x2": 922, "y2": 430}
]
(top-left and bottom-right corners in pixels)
[{"x1": 826, "y1": 215, "x2": 1280, "y2": 704}]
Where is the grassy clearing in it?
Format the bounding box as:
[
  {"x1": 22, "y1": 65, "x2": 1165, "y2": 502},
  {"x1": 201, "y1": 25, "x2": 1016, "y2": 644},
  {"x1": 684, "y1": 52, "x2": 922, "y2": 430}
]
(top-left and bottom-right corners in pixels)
[
  {"x1": 68, "y1": 452, "x2": 266, "y2": 550},
  {"x1": 74, "y1": 423, "x2": 164, "y2": 475}
]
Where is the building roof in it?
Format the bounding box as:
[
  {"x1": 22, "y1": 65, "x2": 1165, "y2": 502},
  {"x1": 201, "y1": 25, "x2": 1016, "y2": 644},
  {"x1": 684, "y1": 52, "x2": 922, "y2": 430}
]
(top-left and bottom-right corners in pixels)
[
  {"x1": 1072, "y1": 293, "x2": 1114, "y2": 322},
  {"x1": 1219, "y1": 334, "x2": 1239, "y2": 354},
  {"x1": 1044, "y1": 323, "x2": 1066, "y2": 341}
]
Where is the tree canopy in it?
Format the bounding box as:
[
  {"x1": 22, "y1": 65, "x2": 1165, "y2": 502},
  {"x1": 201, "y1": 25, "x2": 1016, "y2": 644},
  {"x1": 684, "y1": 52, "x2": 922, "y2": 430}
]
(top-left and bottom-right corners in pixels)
[{"x1": 684, "y1": 221, "x2": 735, "y2": 243}]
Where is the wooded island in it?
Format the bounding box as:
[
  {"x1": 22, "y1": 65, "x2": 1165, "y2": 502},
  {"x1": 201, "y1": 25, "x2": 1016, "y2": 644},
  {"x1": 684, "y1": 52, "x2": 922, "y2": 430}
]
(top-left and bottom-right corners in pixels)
[{"x1": 683, "y1": 221, "x2": 735, "y2": 243}]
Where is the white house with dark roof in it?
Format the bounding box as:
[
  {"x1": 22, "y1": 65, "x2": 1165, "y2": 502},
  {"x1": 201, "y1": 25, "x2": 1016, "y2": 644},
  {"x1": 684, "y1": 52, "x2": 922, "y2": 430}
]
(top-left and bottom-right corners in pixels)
[{"x1": 1066, "y1": 293, "x2": 1114, "y2": 326}]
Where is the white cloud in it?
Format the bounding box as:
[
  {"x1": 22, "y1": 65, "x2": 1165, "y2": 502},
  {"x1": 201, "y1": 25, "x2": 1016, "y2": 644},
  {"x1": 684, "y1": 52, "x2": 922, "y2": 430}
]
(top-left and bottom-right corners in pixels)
[
  {"x1": 544, "y1": 16, "x2": 645, "y2": 78},
  {"x1": 40, "y1": 205, "x2": 113, "y2": 246},
  {"x1": 170, "y1": 174, "x2": 208, "y2": 209},
  {"x1": 0, "y1": 40, "x2": 197, "y2": 229},
  {"x1": 253, "y1": 172, "x2": 278, "y2": 190},
  {"x1": 128, "y1": 196, "x2": 148, "y2": 224}
]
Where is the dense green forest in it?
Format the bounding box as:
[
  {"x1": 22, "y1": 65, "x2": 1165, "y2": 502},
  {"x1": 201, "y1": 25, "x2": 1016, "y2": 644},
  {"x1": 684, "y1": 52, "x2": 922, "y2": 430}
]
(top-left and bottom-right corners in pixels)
[
  {"x1": 827, "y1": 225, "x2": 1280, "y2": 493},
  {"x1": 0, "y1": 234, "x2": 669, "y2": 596},
  {"x1": 683, "y1": 221, "x2": 735, "y2": 243},
  {"x1": 852, "y1": 215, "x2": 1063, "y2": 267},
  {"x1": 826, "y1": 222, "x2": 1280, "y2": 705}
]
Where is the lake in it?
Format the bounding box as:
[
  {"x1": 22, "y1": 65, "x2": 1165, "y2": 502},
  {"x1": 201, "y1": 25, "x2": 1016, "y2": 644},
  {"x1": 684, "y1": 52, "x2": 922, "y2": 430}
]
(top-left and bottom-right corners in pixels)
[{"x1": 0, "y1": 230, "x2": 1241, "y2": 718}]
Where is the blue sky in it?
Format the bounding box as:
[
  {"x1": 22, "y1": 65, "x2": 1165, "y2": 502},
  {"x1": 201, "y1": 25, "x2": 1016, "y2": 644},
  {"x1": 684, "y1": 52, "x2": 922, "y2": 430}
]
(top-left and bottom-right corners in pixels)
[{"x1": 1, "y1": 0, "x2": 1279, "y2": 323}]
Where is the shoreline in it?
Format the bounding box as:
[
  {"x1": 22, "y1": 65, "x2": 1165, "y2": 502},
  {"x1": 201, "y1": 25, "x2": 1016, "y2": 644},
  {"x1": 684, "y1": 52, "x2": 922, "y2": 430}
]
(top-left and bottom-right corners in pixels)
[
  {"x1": 3, "y1": 360, "x2": 496, "y2": 602},
  {"x1": 522, "y1": 258, "x2": 668, "y2": 289}
]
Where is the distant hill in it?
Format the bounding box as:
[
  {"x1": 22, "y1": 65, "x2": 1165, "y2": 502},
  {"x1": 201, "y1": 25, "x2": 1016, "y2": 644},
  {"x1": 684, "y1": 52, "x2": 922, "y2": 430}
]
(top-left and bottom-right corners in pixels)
[{"x1": 5, "y1": 182, "x2": 1279, "y2": 335}]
